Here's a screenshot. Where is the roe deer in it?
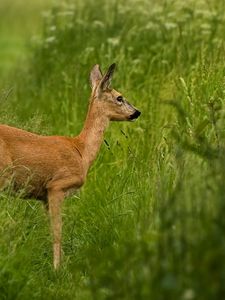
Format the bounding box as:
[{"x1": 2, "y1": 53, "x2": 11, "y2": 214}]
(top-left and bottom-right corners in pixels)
[{"x1": 0, "y1": 63, "x2": 141, "y2": 269}]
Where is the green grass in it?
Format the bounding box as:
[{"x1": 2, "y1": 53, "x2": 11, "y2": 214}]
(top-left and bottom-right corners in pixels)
[{"x1": 1, "y1": 0, "x2": 225, "y2": 299}]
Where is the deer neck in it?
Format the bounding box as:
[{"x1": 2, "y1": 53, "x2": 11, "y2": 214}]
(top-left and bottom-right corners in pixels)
[{"x1": 77, "y1": 101, "x2": 109, "y2": 171}]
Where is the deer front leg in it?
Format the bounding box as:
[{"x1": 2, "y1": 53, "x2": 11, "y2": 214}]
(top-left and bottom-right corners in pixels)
[{"x1": 48, "y1": 188, "x2": 64, "y2": 270}]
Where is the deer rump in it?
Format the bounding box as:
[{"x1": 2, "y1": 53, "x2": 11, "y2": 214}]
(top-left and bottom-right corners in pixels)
[{"x1": 0, "y1": 125, "x2": 83, "y2": 201}]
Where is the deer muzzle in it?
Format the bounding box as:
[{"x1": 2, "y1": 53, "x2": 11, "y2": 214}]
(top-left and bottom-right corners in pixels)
[{"x1": 129, "y1": 110, "x2": 141, "y2": 120}]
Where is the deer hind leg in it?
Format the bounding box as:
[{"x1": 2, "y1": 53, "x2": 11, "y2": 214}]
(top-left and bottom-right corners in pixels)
[{"x1": 48, "y1": 188, "x2": 64, "y2": 270}]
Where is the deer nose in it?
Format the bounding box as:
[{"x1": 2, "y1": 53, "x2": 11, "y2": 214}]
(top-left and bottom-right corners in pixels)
[{"x1": 129, "y1": 110, "x2": 141, "y2": 120}]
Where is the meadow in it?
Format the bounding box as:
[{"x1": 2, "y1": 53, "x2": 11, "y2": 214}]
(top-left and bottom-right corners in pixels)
[{"x1": 0, "y1": 0, "x2": 225, "y2": 299}]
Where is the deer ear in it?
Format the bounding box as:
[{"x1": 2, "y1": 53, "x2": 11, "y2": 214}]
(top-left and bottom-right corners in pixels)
[
  {"x1": 90, "y1": 64, "x2": 103, "y2": 89},
  {"x1": 99, "y1": 63, "x2": 116, "y2": 91}
]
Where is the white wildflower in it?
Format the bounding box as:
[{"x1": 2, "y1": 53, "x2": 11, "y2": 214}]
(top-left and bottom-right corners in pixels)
[
  {"x1": 49, "y1": 26, "x2": 56, "y2": 32},
  {"x1": 107, "y1": 37, "x2": 120, "y2": 46},
  {"x1": 164, "y1": 22, "x2": 177, "y2": 30},
  {"x1": 45, "y1": 36, "x2": 56, "y2": 43},
  {"x1": 57, "y1": 11, "x2": 74, "y2": 17},
  {"x1": 93, "y1": 20, "x2": 105, "y2": 29},
  {"x1": 183, "y1": 289, "x2": 195, "y2": 300}
]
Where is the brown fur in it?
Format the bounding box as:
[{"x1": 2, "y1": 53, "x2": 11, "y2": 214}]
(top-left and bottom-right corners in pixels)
[{"x1": 0, "y1": 64, "x2": 140, "y2": 269}]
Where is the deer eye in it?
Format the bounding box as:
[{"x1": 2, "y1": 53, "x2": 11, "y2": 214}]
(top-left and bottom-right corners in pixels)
[{"x1": 117, "y1": 96, "x2": 123, "y2": 102}]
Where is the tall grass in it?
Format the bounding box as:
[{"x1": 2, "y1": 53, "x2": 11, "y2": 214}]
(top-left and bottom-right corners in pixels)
[{"x1": 1, "y1": 0, "x2": 225, "y2": 299}]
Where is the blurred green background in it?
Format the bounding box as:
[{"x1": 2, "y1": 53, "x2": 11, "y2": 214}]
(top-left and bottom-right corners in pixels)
[
  {"x1": 0, "y1": 0, "x2": 51, "y2": 74},
  {"x1": 0, "y1": 0, "x2": 225, "y2": 299}
]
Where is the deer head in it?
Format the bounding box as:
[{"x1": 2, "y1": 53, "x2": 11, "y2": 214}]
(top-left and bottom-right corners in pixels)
[{"x1": 89, "y1": 63, "x2": 141, "y2": 121}]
